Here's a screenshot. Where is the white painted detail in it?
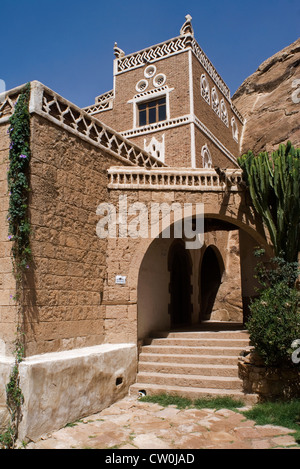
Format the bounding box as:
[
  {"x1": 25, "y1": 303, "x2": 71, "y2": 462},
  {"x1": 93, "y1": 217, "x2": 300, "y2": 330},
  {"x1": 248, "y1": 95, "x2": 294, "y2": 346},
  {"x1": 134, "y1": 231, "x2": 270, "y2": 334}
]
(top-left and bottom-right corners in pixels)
[
  {"x1": 153, "y1": 74, "x2": 166, "y2": 87},
  {"x1": 144, "y1": 65, "x2": 157, "y2": 78},
  {"x1": 201, "y1": 74, "x2": 210, "y2": 104},
  {"x1": 144, "y1": 135, "x2": 165, "y2": 163},
  {"x1": 211, "y1": 87, "x2": 220, "y2": 117},
  {"x1": 136, "y1": 79, "x2": 149, "y2": 93},
  {"x1": 231, "y1": 117, "x2": 239, "y2": 143},
  {"x1": 201, "y1": 144, "x2": 213, "y2": 169},
  {"x1": 220, "y1": 99, "x2": 229, "y2": 127}
]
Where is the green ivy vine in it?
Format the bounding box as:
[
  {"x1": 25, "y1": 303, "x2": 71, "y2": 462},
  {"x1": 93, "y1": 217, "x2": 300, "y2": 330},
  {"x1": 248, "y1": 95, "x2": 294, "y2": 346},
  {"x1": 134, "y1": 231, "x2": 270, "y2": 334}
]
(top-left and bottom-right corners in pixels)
[{"x1": 0, "y1": 83, "x2": 31, "y2": 449}]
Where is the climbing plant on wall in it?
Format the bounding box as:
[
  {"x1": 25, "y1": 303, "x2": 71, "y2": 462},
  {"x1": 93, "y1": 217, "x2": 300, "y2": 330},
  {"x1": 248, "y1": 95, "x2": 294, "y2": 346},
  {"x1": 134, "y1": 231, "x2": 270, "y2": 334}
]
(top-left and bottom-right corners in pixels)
[
  {"x1": 7, "y1": 82, "x2": 31, "y2": 270},
  {"x1": 238, "y1": 142, "x2": 300, "y2": 263},
  {"x1": 0, "y1": 83, "x2": 31, "y2": 449}
]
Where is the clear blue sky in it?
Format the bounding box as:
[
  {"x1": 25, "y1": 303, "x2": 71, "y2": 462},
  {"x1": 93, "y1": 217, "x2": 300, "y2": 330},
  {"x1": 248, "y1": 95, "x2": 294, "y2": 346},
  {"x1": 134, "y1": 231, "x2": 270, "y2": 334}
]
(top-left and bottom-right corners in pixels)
[{"x1": 1, "y1": 0, "x2": 299, "y2": 108}]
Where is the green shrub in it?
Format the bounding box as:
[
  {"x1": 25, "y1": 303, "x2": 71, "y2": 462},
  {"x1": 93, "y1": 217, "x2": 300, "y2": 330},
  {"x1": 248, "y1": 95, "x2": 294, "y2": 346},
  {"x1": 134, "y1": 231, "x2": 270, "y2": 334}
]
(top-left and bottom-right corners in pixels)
[{"x1": 246, "y1": 255, "x2": 300, "y2": 367}]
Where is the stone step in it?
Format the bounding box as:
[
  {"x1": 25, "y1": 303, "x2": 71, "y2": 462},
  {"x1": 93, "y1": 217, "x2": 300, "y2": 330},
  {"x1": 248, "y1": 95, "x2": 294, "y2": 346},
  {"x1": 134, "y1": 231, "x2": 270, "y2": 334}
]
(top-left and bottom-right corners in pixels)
[
  {"x1": 141, "y1": 345, "x2": 246, "y2": 356},
  {"x1": 138, "y1": 361, "x2": 239, "y2": 377},
  {"x1": 143, "y1": 337, "x2": 249, "y2": 348},
  {"x1": 139, "y1": 353, "x2": 239, "y2": 365},
  {"x1": 136, "y1": 371, "x2": 243, "y2": 390},
  {"x1": 151, "y1": 331, "x2": 249, "y2": 340},
  {"x1": 129, "y1": 382, "x2": 258, "y2": 405}
]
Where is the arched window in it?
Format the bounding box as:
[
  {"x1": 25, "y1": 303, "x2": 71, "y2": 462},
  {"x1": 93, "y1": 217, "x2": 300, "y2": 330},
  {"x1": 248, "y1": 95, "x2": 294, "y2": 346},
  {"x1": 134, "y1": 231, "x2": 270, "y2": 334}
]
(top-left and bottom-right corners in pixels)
[
  {"x1": 220, "y1": 99, "x2": 229, "y2": 127},
  {"x1": 201, "y1": 144, "x2": 212, "y2": 169},
  {"x1": 211, "y1": 87, "x2": 220, "y2": 117},
  {"x1": 231, "y1": 117, "x2": 239, "y2": 142},
  {"x1": 201, "y1": 74, "x2": 210, "y2": 104}
]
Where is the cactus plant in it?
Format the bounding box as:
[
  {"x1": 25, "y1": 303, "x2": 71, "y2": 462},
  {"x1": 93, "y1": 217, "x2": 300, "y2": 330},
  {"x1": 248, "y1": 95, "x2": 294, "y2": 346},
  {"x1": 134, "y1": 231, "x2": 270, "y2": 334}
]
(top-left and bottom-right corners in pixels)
[{"x1": 238, "y1": 142, "x2": 300, "y2": 262}]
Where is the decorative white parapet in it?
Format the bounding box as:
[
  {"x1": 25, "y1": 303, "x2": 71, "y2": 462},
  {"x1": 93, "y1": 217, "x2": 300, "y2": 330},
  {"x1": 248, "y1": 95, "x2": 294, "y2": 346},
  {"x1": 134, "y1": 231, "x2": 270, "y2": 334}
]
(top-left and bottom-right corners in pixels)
[
  {"x1": 83, "y1": 89, "x2": 114, "y2": 115},
  {"x1": 0, "y1": 81, "x2": 165, "y2": 169},
  {"x1": 108, "y1": 166, "x2": 244, "y2": 192}
]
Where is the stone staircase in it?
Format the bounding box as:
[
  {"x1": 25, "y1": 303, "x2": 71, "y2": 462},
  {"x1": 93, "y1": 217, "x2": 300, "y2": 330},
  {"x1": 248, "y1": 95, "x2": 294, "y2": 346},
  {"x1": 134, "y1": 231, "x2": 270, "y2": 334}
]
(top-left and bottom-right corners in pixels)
[{"x1": 130, "y1": 322, "x2": 257, "y2": 405}]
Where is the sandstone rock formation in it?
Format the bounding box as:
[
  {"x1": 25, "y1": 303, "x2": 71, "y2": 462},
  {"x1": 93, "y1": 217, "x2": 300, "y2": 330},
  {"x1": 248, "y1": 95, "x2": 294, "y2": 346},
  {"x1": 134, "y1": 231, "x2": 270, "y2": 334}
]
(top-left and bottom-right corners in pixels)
[{"x1": 233, "y1": 37, "x2": 300, "y2": 156}]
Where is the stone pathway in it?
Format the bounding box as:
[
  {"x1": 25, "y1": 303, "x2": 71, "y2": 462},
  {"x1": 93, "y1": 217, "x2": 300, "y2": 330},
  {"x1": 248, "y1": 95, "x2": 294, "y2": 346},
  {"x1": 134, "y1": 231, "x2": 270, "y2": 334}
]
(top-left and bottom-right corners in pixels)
[{"x1": 26, "y1": 396, "x2": 299, "y2": 450}]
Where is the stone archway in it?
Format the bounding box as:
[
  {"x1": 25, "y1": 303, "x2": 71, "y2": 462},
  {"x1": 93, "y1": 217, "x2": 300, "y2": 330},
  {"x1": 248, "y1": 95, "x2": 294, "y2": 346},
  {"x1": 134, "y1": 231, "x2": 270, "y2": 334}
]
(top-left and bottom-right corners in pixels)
[
  {"x1": 104, "y1": 201, "x2": 273, "y2": 344},
  {"x1": 200, "y1": 245, "x2": 224, "y2": 321},
  {"x1": 168, "y1": 240, "x2": 193, "y2": 328}
]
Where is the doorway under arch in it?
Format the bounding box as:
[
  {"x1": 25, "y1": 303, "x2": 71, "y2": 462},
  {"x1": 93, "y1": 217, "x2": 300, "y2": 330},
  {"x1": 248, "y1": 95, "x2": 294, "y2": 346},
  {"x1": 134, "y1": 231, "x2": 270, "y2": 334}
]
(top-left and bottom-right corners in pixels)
[
  {"x1": 168, "y1": 240, "x2": 192, "y2": 328},
  {"x1": 200, "y1": 245, "x2": 225, "y2": 321}
]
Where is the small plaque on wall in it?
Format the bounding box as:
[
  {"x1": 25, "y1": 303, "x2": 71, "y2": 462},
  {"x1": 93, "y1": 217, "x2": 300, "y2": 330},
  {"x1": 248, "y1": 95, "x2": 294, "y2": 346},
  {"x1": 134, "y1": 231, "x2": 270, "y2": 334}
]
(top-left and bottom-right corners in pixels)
[{"x1": 115, "y1": 275, "x2": 127, "y2": 285}]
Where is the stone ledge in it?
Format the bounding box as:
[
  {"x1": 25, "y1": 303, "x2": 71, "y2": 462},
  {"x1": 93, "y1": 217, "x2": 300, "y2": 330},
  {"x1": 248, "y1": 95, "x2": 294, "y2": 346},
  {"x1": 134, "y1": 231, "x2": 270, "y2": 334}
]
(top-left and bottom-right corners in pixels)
[{"x1": 0, "y1": 344, "x2": 137, "y2": 442}]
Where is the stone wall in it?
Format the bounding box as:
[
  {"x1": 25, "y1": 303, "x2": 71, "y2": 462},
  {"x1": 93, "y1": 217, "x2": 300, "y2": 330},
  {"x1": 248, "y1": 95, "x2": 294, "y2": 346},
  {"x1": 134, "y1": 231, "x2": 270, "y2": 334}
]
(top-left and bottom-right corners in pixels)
[
  {"x1": 21, "y1": 114, "x2": 135, "y2": 356},
  {"x1": 0, "y1": 122, "x2": 18, "y2": 357},
  {"x1": 238, "y1": 351, "x2": 300, "y2": 401}
]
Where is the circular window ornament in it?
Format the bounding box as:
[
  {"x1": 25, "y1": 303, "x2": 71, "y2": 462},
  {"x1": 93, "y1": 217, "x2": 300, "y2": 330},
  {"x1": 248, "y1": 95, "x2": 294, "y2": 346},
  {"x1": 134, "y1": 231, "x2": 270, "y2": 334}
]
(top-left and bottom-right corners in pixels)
[
  {"x1": 144, "y1": 65, "x2": 156, "y2": 78},
  {"x1": 136, "y1": 79, "x2": 148, "y2": 93},
  {"x1": 153, "y1": 74, "x2": 166, "y2": 87}
]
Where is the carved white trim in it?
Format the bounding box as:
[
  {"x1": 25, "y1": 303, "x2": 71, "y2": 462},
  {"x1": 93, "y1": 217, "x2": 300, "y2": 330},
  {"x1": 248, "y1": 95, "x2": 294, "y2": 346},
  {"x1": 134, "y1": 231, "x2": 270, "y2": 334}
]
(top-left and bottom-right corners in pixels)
[
  {"x1": 121, "y1": 113, "x2": 239, "y2": 167},
  {"x1": 108, "y1": 166, "x2": 244, "y2": 192},
  {"x1": 129, "y1": 85, "x2": 171, "y2": 102},
  {"x1": 231, "y1": 117, "x2": 239, "y2": 143},
  {"x1": 201, "y1": 144, "x2": 212, "y2": 169},
  {"x1": 136, "y1": 79, "x2": 149, "y2": 93},
  {"x1": 95, "y1": 90, "x2": 114, "y2": 104},
  {"x1": 200, "y1": 74, "x2": 210, "y2": 104},
  {"x1": 193, "y1": 115, "x2": 238, "y2": 167},
  {"x1": 144, "y1": 65, "x2": 157, "y2": 78},
  {"x1": 84, "y1": 90, "x2": 114, "y2": 115},
  {"x1": 190, "y1": 39, "x2": 230, "y2": 100},
  {"x1": 122, "y1": 115, "x2": 190, "y2": 138},
  {"x1": 211, "y1": 87, "x2": 220, "y2": 117},
  {"x1": 27, "y1": 81, "x2": 165, "y2": 169},
  {"x1": 144, "y1": 135, "x2": 165, "y2": 163},
  {"x1": 114, "y1": 33, "x2": 231, "y2": 102},
  {"x1": 128, "y1": 86, "x2": 173, "y2": 129},
  {"x1": 220, "y1": 99, "x2": 229, "y2": 127},
  {"x1": 153, "y1": 73, "x2": 166, "y2": 87}
]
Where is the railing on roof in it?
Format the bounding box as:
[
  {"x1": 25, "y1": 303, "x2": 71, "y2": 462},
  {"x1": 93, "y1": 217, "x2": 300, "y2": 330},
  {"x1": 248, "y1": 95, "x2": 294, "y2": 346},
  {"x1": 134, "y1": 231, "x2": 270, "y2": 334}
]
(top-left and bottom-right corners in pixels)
[{"x1": 108, "y1": 166, "x2": 244, "y2": 192}]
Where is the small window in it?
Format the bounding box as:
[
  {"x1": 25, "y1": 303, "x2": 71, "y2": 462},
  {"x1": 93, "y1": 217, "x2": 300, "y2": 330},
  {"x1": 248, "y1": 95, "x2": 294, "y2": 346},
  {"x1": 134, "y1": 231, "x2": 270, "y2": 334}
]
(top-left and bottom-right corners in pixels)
[
  {"x1": 153, "y1": 74, "x2": 166, "y2": 87},
  {"x1": 138, "y1": 97, "x2": 166, "y2": 126}
]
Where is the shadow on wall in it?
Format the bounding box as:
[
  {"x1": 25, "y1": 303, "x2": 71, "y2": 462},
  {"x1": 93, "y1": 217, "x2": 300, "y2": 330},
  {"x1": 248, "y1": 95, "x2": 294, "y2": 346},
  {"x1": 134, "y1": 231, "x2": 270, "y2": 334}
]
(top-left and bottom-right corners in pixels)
[{"x1": 200, "y1": 245, "x2": 224, "y2": 321}]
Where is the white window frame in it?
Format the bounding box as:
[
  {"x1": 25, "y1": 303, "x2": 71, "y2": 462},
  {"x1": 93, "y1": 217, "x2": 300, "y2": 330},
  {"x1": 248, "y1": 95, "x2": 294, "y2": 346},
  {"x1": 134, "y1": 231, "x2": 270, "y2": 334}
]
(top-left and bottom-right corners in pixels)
[{"x1": 128, "y1": 86, "x2": 173, "y2": 129}]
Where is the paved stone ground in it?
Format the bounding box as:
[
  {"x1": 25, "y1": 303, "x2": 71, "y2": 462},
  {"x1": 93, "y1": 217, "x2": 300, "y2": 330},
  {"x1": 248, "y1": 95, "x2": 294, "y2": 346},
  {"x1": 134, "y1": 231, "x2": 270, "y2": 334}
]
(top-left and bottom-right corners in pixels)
[{"x1": 26, "y1": 396, "x2": 299, "y2": 450}]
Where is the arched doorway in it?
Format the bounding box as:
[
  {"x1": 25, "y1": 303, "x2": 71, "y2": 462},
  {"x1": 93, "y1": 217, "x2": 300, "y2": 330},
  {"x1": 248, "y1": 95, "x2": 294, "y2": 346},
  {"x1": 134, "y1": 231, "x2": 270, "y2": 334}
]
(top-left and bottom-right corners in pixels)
[
  {"x1": 168, "y1": 240, "x2": 192, "y2": 328},
  {"x1": 200, "y1": 245, "x2": 224, "y2": 321}
]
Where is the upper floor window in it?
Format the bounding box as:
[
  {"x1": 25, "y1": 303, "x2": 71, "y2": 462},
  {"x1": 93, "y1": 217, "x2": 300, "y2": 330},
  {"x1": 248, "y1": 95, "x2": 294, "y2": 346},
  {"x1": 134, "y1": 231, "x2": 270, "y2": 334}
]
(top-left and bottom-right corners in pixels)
[{"x1": 138, "y1": 97, "x2": 167, "y2": 126}]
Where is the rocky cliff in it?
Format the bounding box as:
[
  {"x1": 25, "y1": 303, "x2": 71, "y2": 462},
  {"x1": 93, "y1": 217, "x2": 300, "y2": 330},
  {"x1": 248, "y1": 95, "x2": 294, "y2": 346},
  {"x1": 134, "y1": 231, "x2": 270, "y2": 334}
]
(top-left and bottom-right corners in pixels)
[{"x1": 232, "y1": 38, "x2": 300, "y2": 156}]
